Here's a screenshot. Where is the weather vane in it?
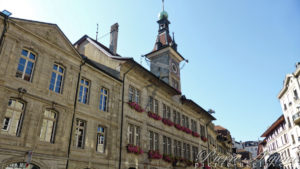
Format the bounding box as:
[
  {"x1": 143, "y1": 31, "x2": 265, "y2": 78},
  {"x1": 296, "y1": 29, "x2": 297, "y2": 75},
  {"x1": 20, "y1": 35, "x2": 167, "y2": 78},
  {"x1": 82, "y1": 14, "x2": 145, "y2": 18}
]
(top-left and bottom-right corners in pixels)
[{"x1": 162, "y1": 0, "x2": 165, "y2": 11}]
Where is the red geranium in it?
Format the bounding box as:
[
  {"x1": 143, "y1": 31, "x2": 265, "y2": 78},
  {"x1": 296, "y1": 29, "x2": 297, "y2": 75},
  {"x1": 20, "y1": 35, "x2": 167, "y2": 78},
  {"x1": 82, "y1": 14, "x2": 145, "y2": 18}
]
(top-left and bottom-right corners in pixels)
[
  {"x1": 205, "y1": 164, "x2": 211, "y2": 169},
  {"x1": 182, "y1": 127, "x2": 192, "y2": 134},
  {"x1": 128, "y1": 102, "x2": 144, "y2": 113},
  {"x1": 201, "y1": 136, "x2": 208, "y2": 142},
  {"x1": 163, "y1": 154, "x2": 173, "y2": 163},
  {"x1": 162, "y1": 118, "x2": 174, "y2": 126},
  {"x1": 148, "y1": 150, "x2": 162, "y2": 159},
  {"x1": 127, "y1": 144, "x2": 143, "y2": 154},
  {"x1": 175, "y1": 124, "x2": 183, "y2": 130},
  {"x1": 192, "y1": 131, "x2": 200, "y2": 137},
  {"x1": 147, "y1": 111, "x2": 162, "y2": 121}
]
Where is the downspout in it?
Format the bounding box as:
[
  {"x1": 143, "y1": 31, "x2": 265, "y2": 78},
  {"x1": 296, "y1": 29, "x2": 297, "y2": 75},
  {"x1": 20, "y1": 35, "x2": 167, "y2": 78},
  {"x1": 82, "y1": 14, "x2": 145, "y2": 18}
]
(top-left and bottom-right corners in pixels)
[
  {"x1": 0, "y1": 12, "x2": 9, "y2": 55},
  {"x1": 206, "y1": 121, "x2": 211, "y2": 166},
  {"x1": 118, "y1": 64, "x2": 136, "y2": 169},
  {"x1": 66, "y1": 59, "x2": 86, "y2": 169}
]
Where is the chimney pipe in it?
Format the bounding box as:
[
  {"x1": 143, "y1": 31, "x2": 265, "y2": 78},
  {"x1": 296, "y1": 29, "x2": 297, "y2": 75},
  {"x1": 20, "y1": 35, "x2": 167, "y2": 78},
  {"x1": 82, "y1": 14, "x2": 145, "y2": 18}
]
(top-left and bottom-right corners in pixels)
[{"x1": 109, "y1": 23, "x2": 119, "y2": 55}]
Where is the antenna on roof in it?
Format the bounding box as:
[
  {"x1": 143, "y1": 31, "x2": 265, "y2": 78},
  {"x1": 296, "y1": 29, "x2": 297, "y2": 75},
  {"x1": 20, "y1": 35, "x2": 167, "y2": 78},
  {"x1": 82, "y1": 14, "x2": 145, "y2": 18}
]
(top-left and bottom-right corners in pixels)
[{"x1": 96, "y1": 23, "x2": 99, "y2": 41}]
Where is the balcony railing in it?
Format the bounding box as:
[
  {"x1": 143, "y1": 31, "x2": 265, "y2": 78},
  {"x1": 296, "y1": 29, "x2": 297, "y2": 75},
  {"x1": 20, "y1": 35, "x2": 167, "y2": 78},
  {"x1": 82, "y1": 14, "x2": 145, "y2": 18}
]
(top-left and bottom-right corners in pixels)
[{"x1": 292, "y1": 111, "x2": 300, "y2": 125}]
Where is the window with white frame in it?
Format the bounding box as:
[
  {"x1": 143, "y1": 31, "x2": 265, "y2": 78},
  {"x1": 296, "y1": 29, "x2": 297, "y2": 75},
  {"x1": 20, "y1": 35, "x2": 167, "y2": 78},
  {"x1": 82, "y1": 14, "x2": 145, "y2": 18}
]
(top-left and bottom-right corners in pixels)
[
  {"x1": 49, "y1": 64, "x2": 64, "y2": 93},
  {"x1": 1, "y1": 99, "x2": 25, "y2": 136},
  {"x1": 78, "y1": 78, "x2": 90, "y2": 104},
  {"x1": 173, "y1": 140, "x2": 178, "y2": 156},
  {"x1": 163, "y1": 103, "x2": 171, "y2": 119},
  {"x1": 150, "y1": 131, "x2": 159, "y2": 151},
  {"x1": 96, "y1": 126, "x2": 106, "y2": 153},
  {"x1": 163, "y1": 136, "x2": 171, "y2": 154},
  {"x1": 200, "y1": 124, "x2": 206, "y2": 137},
  {"x1": 99, "y1": 88, "x2": 109, "y2": 111},
  {"x1": 191, "y1": 119, "x2": 197, "y2": 132},
  {"x1": 173, "y1": 110, "x2": 181, "y2": 125},
  {"x1": 192, "y1": 146, "x2": 199, "y2": 161},
  {"x1": 75, "y1": 119, "x2": 86, "y2": 149},
  {"x1": 40, "y1": 109, "x2": 57, "y2": 143},
  {"x1": 16, "y1": 49, "x2": 36, "y2": 82},
  {"x1": 128, "y1": 124, "x2": 140, "y2": 146},
  {"x1": 128, "y1": 85, "x2": 140, "y2": 104},
  {"x1": 148, "y1": 96, "x2": 159, "y2": 114}
]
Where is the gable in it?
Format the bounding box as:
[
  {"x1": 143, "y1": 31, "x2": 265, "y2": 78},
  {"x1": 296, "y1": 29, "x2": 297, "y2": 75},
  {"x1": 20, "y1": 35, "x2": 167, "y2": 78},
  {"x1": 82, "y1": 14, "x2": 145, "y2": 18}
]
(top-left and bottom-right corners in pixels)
[{"x1": 11, "y1": 18, "x2": 80, "y2": 57}]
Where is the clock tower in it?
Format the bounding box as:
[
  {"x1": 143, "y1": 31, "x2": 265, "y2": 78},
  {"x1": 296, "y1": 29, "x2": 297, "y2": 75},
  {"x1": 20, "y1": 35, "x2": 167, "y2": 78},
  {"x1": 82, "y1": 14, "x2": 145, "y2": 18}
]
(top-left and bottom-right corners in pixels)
[{"x1": 145, "y1": 0, "x2": 185, "y2": 92}]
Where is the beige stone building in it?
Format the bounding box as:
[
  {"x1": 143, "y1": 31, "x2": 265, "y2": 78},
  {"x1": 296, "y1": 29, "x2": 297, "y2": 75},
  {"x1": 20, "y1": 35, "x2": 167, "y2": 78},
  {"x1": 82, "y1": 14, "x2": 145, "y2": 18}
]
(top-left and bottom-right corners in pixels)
[{"x1": 0, "y1": 13, "x2": 122, "y2": 169}]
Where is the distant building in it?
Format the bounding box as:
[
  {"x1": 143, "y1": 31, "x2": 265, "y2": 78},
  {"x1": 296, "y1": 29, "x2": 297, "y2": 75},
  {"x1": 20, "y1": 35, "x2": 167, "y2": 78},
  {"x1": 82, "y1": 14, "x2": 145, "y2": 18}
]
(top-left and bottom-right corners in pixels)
[
  {"x1": 261, "y1": 115, "x2": 291, "y2": 169},
  {"x1": 243, "y1": 141, "x2": 259, "y2": 159}
]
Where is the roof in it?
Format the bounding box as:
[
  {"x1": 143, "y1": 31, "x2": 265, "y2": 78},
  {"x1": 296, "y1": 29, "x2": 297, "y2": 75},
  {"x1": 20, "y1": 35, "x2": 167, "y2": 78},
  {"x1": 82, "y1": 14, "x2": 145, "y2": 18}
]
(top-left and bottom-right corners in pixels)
[
  {"x1": 153, "y1": 32, "x2": 173, "y2": 51},
  {"x1": 74, "y1": 35, "x2": 120, "y2": 57},
  {"x1": 82, "y1": 56, "x2": 121, "y2": 81},
  {"x1": 278, "y1": 64, "x2": 300, "y2": 98},
  {"x1": 261, "y1": 115, "x2": 285, "y2": 137},
  {"x1": 215, "y1": 125, "x2": 227, "y2": 131}
]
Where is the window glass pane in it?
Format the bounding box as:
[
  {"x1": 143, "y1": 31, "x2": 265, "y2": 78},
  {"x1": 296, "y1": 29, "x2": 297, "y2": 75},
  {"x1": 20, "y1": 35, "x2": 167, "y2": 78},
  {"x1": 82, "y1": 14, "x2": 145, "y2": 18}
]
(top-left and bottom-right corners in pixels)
[
  {"x1": 21, "y1": 49, "x2": 28, "y2": 56},
  {"x1": 58, "y1": 66, "x2": 63, "y2": 73},
  {"x1": 29, "y1": 53, "x2": 35, "y2": 60}
]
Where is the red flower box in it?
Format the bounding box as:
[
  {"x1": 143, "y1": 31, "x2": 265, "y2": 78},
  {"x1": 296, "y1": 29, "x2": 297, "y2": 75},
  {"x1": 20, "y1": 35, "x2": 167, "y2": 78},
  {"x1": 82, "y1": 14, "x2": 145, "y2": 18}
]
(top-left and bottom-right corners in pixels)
[
  {"x1": 192, "y1": 131, "x2": 200, "y2": 137},
  {"x1": 127, "y1": 144, "x2": 143, "y2": 154},
  {"x1": 163, "y1": 154, "x2": 173, "y2": 163},
  {"x1": 201, "y1": 136, "x2": 208, "y2": 142},
  {"x1": 148, "y1": 150, "x2": 162, "y2": 159},
  {"x1": 182, "y1": 127, "x2": 192, "y2": 134},
  {"x1": 205, "y1": 164, "x2": 211, "y2": 169},
  {"x1": 128, "y1": 102, "x2": 144, "y2": 113},
  {"x1": 148, "y1": 111, "x2": 162, "y2": 121},
  {"x1": 175, "y1": 124, "x2": 183, "y2": 130},
  {"x1": 195, "y1": 162, "x2": 202, "y2": 168},
  {"x1": 162, "y1": 118, "x2": 174, "y2": 126}
]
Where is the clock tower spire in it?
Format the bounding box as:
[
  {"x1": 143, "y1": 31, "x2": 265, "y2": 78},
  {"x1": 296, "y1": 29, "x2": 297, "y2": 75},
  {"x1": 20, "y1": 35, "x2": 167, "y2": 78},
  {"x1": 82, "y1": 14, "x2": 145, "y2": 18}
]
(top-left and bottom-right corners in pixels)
[{"x1": 145, "y1": 0, "x2": 184, "y2": 92}]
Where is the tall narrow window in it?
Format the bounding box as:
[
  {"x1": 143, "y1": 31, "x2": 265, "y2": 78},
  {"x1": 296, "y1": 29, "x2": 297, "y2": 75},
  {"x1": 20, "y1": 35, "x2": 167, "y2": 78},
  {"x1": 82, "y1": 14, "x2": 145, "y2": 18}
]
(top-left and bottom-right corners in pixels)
[
  {"x1": 183, "y1": 143, "x2": 187, "y2": 158},
  {"x1": 294, "y1": 90, "x2": 299, "y2": 100},
  {"x1": 97, "y1": 126, "x2": 106, "y2": 153},
  {"x1": 187, "y1": 144, "x2": 191, "y2": 160},
  {"x1": 78, "y1": 78, "x2": 90, "y2": 104},
  {"x1": 163, "y1": 104, "x2": 171, "y2": 119},
  {"x1": 99, "y1": 88, "x2": 109, "y2": 111},
  {"x1": 128, "y1": 86, "x2": 140, "y2": 104},
  {"x1": 154, "y1": 99, "x2": 159, "y2": 114},
  {"x1": 75, "y1": 119, "x2": 86, "y2": 149},
  {"x1": 177, "y1": 141, "x2": 182, "y2": 157},
  {"x1": 128, "y1": 124, "x2": 140, "y2": 146},
  {"x1": 16, "y1": 49, "x2": 36, "y2": 82},
  {"x1": 200, "y1": 125, "x2": 206, "y2": 137},
  {"x1": 1, "y1": 99, "x2": 25, "y2": 136},
  {"x1": 163, "y1": 136, "x2": 167, "y2": 154},
  {"x1": 192, "y1": 146, "x2": 199, "y2": 161},
  {"x1": 149, "y1": 96, "x2": 153, "y2": 112},
  {"x1": 167, "y1": 137, "x2": 171, "y2": 155},
  {"x1": 173, "y1": 140, "x2": 177, "y2": 156},
  {"x1": 40, "y1": 109, "x2": 57, "y2": 143},
  {"x1": 49, "y1": 64, "x2": 64, "y2": 93},
  {"x1": 177, "y1": 112, "x2": 181, "y2": 125},
  {"x1": 149, "y1": 131, "x2": 159, "y2": 151},
  {"x1": 191, "y1": 120, "x2": 197, "y2": 132}
]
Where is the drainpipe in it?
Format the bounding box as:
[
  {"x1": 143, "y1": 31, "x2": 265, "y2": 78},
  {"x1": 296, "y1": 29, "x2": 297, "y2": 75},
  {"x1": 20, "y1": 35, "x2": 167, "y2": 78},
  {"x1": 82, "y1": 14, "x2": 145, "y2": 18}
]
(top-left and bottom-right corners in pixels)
[
  {"x1": 66, "y1": 59, "x2": 86, "y2": 169},
  {"x1": 0, "y1": 12, "x2": 9, "y2": 55},
  {"x1": 118, "y1": 64, "x2": 136, "y2": 169},
  {"x1": 206, "y1": 121, "x2": 211, "y2": 166}
]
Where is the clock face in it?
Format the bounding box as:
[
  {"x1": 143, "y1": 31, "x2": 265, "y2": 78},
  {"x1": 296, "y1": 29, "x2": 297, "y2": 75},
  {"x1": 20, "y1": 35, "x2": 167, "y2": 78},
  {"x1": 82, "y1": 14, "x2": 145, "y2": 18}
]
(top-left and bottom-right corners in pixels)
[{"x1": 171, "y1": 62, "x2": 178, "y2": 73}]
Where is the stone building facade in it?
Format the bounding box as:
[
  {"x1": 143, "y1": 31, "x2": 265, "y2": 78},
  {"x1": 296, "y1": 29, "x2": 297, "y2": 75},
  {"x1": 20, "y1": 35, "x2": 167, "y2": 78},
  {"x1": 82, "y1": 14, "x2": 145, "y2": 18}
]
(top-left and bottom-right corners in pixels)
[
  {"x1": 0, "y1": 14, "x2": 122, "y2": 169},
  {"x1": 0, "y1": 3, "x2": 236, "y2": 169}
]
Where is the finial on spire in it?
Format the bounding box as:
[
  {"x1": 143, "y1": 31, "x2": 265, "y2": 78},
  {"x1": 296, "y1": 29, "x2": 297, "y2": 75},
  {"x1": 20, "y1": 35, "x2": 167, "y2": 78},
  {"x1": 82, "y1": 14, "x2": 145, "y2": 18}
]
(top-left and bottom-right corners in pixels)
[
  {"x1": 162, "y1": 0, "x2": 165, "y2": 11},
  {"x1": 172, "y1": 32, "x2": 175, "y2": 42}
]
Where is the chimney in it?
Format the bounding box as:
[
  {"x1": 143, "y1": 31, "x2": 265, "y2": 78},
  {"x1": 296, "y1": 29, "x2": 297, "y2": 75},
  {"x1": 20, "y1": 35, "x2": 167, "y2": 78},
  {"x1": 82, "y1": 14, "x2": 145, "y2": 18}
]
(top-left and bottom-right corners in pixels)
[{"x1": 109, "y1": 23, "x2": 119, "y2": 55}]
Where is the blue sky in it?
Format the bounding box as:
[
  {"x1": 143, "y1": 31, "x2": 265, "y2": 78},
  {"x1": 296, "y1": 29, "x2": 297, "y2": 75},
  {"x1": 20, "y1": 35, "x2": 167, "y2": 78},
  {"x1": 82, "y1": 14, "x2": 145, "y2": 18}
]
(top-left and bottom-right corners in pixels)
[{"x1": 1, "y1": 0, "x2": 299, "y2": 141}]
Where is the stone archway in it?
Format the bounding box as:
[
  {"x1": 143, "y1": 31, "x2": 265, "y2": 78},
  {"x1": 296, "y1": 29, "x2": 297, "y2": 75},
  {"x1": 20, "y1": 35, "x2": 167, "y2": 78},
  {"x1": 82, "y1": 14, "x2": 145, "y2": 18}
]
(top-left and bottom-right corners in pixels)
[{"x1": 4, "y1": 162, "x2": 40, "y2": 169}]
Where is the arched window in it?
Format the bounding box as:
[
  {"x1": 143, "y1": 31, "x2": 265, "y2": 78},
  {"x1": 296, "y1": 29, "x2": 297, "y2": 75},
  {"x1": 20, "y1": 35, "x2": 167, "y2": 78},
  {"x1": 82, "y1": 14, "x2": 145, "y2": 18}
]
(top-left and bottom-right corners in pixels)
[
  {"x1": 40, "y1": 109, "x2": 57, "y2": 143},
  {"x1": 16, "y1": 49, "x2": 36, "y2": 82},
  {"x1": 5, "y1": 162, "x2": 40, "y2": 169},
  {"x1": 1, "y1": 99, "x2": 25, "y2": 136},
  {"x1": 49, "y1": 64, "x2": 64, "y2": 93}
]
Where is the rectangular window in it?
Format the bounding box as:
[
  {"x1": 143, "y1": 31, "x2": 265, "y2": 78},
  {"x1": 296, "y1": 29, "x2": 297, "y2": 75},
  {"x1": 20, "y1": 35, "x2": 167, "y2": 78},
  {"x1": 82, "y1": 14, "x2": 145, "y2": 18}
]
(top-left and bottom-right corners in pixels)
[
  {"x1": 192, "y1": 146, "x2": 199, "y2": 161},
  {"x1": 172, "y1": 78, "x2": 179, "y2": 90},
  {"x1": 40, "y1": 110, "x2": 57, "y2": 143},
  {"x1": 163, "y1": 103, "x2": 171, "y2": 119},
  {"x1": 163, "y1": 136, "x2": 167, "y2": 154},
  {"x1": 187, "y1": 144, "x2": 191, "y2": 160},
  {"x1": 149, "y1": 131, "x2": 159, "y2": 151},
  {"x1": 191, "y1": 120, "x2": 197, "y2": 132},
  {"x1": 1, "y1": 99, "x2": 25, "y2": 136},
  {"x1": 173, "y1": 110, "x2": 181, "y2": 125},
  {"x1": 99, "y1": 88, "x2": 109, "y2": 111},
  {"x1": 96, "y1": 126, "x2": 106, "y2": 153},
  {"x1": 129, "y1": 86, "x2": 140, "y2": 104},
  {"x1": 174, "y1": 140, "x2": 178, "y2": 156},
  {"x1": 294, "y1": 90, "x2": 299, "y2": 100},
  {"x1": 49, "y1": 64, "x2": 64, "y2": 93},
  {"x1": 149, "y1": 96, "x2": 153, "y2": 112},
  {"x1": 200, "y1": 124, "x2": 206, "y2": 137},
  {"x1": 183, "y1": 143, "x2": 187, "y2": 159},
  {"x1": 75, "y1": 119, "x2": 86, "y2": 149},
  {"x1": 78, "y1": 78, "x2": 90, "y2": 104},
  {"x1": 16, "y1": 49, "x2": 36, "y2": 82},
  {"x1": 167, "y1": 137, "x2": 171, "y2": 155},
  {"x1": 182, "y1": 115, "x2": 186, "y2": 128},
  {"x1": 177, "y1": 141, "x2": 182, "y2": 157},
  {"x1": 128, "y1": 124, "x2": 140, "y2": 146}
]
